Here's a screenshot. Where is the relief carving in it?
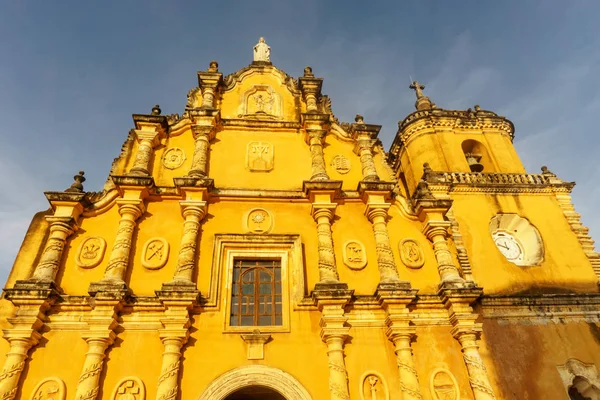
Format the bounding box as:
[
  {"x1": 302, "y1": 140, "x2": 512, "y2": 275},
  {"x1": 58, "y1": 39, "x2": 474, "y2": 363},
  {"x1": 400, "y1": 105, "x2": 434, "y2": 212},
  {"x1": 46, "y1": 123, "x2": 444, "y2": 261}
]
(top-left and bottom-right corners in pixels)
[
  {"x1": 239, "y1": 85, "x2": 282, "y2": 118},
  {"x1": 110, "y1": 377, "x2": 145, "y2": 400},
  {"x1": 246, "y1": 209, "x2": 273, "y2": 234},
  {"x1": 343, "y1": 240, "x2": 367, "y2": 270},
  {"x1": 429, "y1": 369, "x2": 459, "y2": 400},
  {"x1": 399, "y1": 239, "x2": 425, "y2": 269},
  {"x1": 359, "y1": 372, "x2": 389, "y2": 400},
  {"x1": 141, "y1": 238, "x2": 169, "y2": 270},
  {"x1": 76, "y1": 237, "x2": 107, "y2": 269},
  {"x1": 30, "y1": 377, "x2": 66, "y2": 400},
  {"x1": 246, "y1": 141, "x2": 274, "y2": 172},
  {"x1": 331, "y1": 155, "x2": 351, "y2": 174},
  {"x1": 162, "y1": 148, "x2": 186, "y2": 170}
]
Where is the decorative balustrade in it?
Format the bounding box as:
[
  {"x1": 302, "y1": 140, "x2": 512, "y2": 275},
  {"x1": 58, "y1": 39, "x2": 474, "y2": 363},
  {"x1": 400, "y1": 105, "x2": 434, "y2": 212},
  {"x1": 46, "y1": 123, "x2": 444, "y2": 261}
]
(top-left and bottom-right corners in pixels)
[{"x1": 440, "y1": 172, "x2": 552, "y2": 185}]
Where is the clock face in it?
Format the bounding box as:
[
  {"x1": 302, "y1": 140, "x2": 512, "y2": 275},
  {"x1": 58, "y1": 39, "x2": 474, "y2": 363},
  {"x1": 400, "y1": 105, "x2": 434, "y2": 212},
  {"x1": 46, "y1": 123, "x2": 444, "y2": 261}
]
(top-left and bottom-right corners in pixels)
[{"x1": 493, "y1": 232, "x2": 524, "y2": 262}]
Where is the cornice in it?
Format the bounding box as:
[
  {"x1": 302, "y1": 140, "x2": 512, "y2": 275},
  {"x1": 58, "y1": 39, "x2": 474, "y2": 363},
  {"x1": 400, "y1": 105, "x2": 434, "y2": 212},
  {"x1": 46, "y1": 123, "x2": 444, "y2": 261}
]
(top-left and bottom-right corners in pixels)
[{"x1": 222, "y1": 62, "x2": 301, "y2": 95}]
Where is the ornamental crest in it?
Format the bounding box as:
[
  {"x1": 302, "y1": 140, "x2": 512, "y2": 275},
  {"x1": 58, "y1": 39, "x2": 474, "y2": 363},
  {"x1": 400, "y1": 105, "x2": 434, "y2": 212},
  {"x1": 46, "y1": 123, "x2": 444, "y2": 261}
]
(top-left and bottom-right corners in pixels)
[
  {"x1": 399, "y1": 238, "x2": 425, "y2": 269},
  {"x1": 343, "y1": 240, "x2": 367, "y2": 270},
  {"x1": 76, "y1": 236, "x2": 107, "y2": 269},
  {"x1": 141, "y1": 238, "x2": 169, "y2": 270},
  {"x1": 162, "y1": 147, "x2": 186, "y2": 170},
  {"x1": 246, "y1": 208, "x2": 273, "y2": 233},
  {"x1": 360, "y1": 372, "x2": 389, "y2": 400},
  {"x1": 331, "y1": 154, "x2": 351, "y2": 174},
  {"x1": 110, "y1": 377, "x2": 145, "y2": 400},
  {"x1": 246, "y1": 141, "x2": 274, "y2": 172},
  {"x1": 30, "y1": 377, "x2": 66, "y2": 400},
  {"x1": 430, "y1": 369, "x2": 459, "y2": 400},
  {"x1": 239, "y1": 85, "x2": 282, "y2": 118}
]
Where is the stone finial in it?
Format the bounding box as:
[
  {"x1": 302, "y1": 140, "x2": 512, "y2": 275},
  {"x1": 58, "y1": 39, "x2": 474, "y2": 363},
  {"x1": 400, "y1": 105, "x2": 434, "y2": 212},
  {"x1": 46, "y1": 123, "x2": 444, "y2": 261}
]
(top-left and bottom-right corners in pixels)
[
  {"x1": 253, "y1": 37, "x2": 271, "y2": 62},
  {"x1": 541, "y1": 165, "x2": 555, "y2": 176},
  {"x1": 65, "y1": 171, "x2": 85, "y2": 193},
  {"x1": 354, "y1": 114, "x2": 364, "y2": 124},
  {"x1": 474, "y1": 104, "x2": 482, "y2": 111},
  {"x1": 303, "y1": 66, "x2": 314, "y2": 77},
  {"x1": 151, "y1": 104, "x2": 162, "y2": 115},
  {"x1": 413, "y1": 179, "x2": 435, "y2": 200},
  {"x1": 208, "y1": 60, "x2": 219, "y2": 72},
  {"x1": 409, "y1": 80, "x2": 432, "y2": 111}
]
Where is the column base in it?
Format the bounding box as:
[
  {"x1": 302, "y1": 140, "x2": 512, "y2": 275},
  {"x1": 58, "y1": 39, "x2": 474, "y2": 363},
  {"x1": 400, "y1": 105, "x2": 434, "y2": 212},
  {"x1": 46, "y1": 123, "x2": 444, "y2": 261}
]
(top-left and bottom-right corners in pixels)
[
  {"x1": 313, "y1": 281, "x2": 348, "y2": 292},
  {"x1": 88, "y1": 280, "x2": 130, "y2": 299},
  {"x1": 4, "y1": 279, "x2": 61, "y2": 300},
  {"x1": 376, "y1": 280, "x2": 412, "y2": 292},
  {"x1": 438, "y1": 280, "x2": 480, "y2": 292}
]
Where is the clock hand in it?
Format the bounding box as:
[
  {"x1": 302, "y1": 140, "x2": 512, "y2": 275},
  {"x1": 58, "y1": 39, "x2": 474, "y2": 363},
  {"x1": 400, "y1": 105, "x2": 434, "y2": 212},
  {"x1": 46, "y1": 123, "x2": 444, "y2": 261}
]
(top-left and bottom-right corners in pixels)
[{"x1": 498, "y1": 243, "x2": 509, "y2": 250}]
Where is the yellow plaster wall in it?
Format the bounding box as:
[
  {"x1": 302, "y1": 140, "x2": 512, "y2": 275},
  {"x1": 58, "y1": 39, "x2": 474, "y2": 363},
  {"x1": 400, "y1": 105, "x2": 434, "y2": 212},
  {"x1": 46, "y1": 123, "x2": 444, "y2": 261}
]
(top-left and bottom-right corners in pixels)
[{"x1": 452, "y1": 193, "x2": 597, "y2": 294}]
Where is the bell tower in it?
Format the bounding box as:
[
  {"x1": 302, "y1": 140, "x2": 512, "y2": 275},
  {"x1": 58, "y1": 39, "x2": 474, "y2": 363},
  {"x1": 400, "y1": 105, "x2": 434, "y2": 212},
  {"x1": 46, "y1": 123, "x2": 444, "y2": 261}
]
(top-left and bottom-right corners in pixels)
[{"x1": 388, "y1": 81, "x2": 524, "y2": 193}]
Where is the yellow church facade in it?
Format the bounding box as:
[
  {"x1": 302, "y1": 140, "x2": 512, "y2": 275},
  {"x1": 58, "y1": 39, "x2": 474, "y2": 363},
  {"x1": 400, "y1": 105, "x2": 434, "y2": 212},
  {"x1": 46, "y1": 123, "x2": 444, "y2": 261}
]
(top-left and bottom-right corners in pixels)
[{"x1": 1, "y1": 38, "x2": 600, "y2": 400}]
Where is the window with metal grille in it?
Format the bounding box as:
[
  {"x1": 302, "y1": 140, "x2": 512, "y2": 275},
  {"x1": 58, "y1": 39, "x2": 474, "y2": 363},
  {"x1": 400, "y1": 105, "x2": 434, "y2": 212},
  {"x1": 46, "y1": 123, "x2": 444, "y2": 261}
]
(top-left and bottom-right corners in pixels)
[{"x1": 230, "y1": 259, "x2": 282, "y2": 326}]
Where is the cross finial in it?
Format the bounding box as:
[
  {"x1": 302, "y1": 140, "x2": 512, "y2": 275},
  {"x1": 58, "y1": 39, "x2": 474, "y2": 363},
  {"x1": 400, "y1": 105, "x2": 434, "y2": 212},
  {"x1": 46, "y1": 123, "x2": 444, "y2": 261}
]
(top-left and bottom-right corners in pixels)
[{"x1": 409, "y1": 81, "x2": 426, "y2": 99}]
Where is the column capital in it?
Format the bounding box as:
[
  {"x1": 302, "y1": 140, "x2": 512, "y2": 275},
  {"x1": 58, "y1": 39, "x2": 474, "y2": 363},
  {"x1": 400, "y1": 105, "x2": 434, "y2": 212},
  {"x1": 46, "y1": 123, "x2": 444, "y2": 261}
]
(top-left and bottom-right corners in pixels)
[
  {"x1": 116, "y1": 199, "x2": 145, "y2": 220},
  {"x1": 311, "y1": 204, "x2": 336, "y2": 222},
  {"x1": 422, "y1": 221, "x2": 451, "y2": 241},
  {"x1": 365, "y1": 203, "x2": 390, "y2": 223},
  {"x1": 132, "y1": 128, "x2": 163, "y2": 148},
  {"x1": 179, "y1": 200, "x2": 207, "y2": 219},
  {"x1": 190, "y1": 115, "x2": 219, "y2": 140}
]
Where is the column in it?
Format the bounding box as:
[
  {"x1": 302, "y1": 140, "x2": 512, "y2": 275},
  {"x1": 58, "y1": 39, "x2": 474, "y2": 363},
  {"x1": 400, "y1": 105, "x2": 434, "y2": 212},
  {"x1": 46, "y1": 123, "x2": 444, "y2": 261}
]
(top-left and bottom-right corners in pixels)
[
  {"x1": 366, "y1": 206, "x2": 401, "y2": 284},
  {"x1": 0, "y1": 335, "x2": 41, "y2": 399},
  {"x1": 74, "y1": 337, "x2": 114, "y2": 400},
  {"x1": 201, "y1": 87, "x2": 216, "y2": 109},
  {"x1": 156, "y1": 337, "x2": 185, "y2": 400},
  {"x1": 99, "y1": 201, "x2": 144, "y2": 284},
  {"x1": 130, "y1": 131, "x2": 160, "y2": 176},
  {"x1": 188, "y1": 126, "x2": 211, "y2": 177},
  {"x1": 170, "y1": 201, "x2": 207, "y2": 283},
  {"x1": 324, "y1": 335, "x2": 350, "y2": 400},
  {"x1": 313, "y1": 207, "x2": 340, "y2": 283},
  {"x1": 389, "y1": 333, "x2": 422, "y2": 400},
  {"x1": 455, "y1": 332, "x2": 496, "y2": 400},
  {"x1": 30, "y1": 217, "x2": 76, "y2": 282},
  {"x1": 357, "y1": 138, "x2": 379, "y2": 181},
  {"x1": 308, "y1": 130, "x2": 329, "y2": 181},
  {"x1": 424, "y1": 224, "x2": 463, "y2": 283}
]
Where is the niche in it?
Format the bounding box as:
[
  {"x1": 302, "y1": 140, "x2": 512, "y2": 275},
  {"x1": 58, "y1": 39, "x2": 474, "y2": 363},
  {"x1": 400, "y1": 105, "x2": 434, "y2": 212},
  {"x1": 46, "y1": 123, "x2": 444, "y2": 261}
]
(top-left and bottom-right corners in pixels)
[{"x1": 461, "y1": 139, "x2": 493, "y2": 173}]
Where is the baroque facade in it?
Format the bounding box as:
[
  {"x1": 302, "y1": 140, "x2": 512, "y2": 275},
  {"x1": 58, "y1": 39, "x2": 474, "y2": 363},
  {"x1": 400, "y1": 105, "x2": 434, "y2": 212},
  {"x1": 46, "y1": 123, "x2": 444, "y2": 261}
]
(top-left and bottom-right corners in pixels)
[{"x1": 1, "y1": 38, "x2": 600, "y2": 400}]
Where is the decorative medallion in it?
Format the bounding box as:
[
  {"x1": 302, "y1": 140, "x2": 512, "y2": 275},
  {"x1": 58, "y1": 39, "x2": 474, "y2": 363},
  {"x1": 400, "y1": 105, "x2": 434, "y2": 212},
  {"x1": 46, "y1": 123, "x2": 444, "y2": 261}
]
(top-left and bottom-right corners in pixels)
[
  {"x1": 110, "y1": 377, "x2": 145, "y2": 400},
  {"x1": 240, "y1": 85, "x2": 282, "y2": 118},
  {"x1": 30, "y1": 377, "x2": 66, "y2": 400},
  {"x1": 162, "y1": 147, "x2": 186, "y2": 170},
  {"x1": 246, "y1": 208, "x2": 273, "y2": 233},
  {"x1": 343, "y1": 240, "x2": 367, "y2": 270},
  {"x1": 246, "y1": 141, "x2": 274, "y2": 172},
  {"x1": 429, "y1": 369, "x2": 459, "y2": 400},
  {"x1": 359, "y1": 371, "x2": 389, "y2": 400},
  {"x1": 141, "y1": 238, "x2": 169, "y2": 270},
  {"x1": 76, "y1": 236, "x2": 107, "y2": 269},
  {"x1": 331, "y1": 154, "x2": 351, "y2": 174},
  {"x1": 399, "y1": 238, "x2": 425, "y2": 269}
]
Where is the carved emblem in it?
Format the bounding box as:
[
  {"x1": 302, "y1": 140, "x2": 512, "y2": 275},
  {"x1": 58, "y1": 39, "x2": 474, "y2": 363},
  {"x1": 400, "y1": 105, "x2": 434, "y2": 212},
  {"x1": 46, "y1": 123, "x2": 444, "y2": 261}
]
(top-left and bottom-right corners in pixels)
[
  {"x1": 239, "y1": 85, "x2": 282, "y2": 118},
  {"x1": 76, "y1": 237, "x2": 107, "y2": 269},
  {"x1": 246, "y1": 141, "x2": 274, "y2": 172},
  {"x1": 111, "y1": 377, "x2": 145, "y2": 400},
  {"x1": 246, "y1": 209, "x2": 273, "y2": 233},
  {"x1": 141, "y1": 238, "x2": 169, "y2": 270},
  {"x1": 31, "y1": 377, "x2": 66, "y2": 400},
  {"x1": 331, "y1": 155, "x2": 351, "y2": 174},
  {"x1": 162, "y1": 147, "x2": 186, "y2": 170},
  {"x1": 359, "y1": 371, "x2": 389, "y2": 400},
  {"x1": 399, "y1": 239, "x2": 425, "y2": 269},
  {"x1": 343, "y1": 241, "x2": 367, "y2": 270},
  {"x1": 430, "y1": 369, "x2": 459, "y2": 400}
]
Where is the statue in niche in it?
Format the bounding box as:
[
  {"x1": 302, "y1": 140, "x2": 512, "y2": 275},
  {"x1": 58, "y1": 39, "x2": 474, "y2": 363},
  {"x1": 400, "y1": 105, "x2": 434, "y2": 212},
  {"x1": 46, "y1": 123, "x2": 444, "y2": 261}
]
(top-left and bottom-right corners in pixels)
[{"x1": 254, "y1": 37, "x2": 271, "y2": 62}]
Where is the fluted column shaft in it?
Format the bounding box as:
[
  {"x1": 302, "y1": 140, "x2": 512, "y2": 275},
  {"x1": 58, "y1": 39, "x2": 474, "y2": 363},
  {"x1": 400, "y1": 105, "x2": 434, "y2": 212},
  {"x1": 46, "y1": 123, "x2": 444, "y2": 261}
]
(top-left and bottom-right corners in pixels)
[
  {"x1": 367, "y1": 208, "x2": 400, "y2": 283},
  {"x1": 456, "y1": 332, "x2": 496, "y2": 400},
  {"x1": 31, "y1": 218, "x2": 76, "y2": 281},
  {"x1": 188, "y1": 129, "x2": 211, "y2": 177},
  {"x1": 358, "y1": 140, "x2": 379, "y2": 181},
  {"x1": 102, "y1": 202, "x2": 143, "y2": 283},
  {"x1": 314, "y1": 208, "x2": 340, "y2": 283},
  {"x1": 172, "y1": 203, "x2": 206, "y2": 282},
  {"x1": 156, "y1": 337, "x2": 185, "y2": 400},
  {"x1": 325, "y1": 336, "x2": 350, "y2": 400},
  {"x1": 74, "y1": 337, "x2": 112, "y2": 400},
  {"x1": 0, "y1": 336, "x2": 39, "y2": 400},
  {"x1": 308, "y1": 132, "x2": 329, "y2": 181},
  {"x1": 391, "y1": 334, "x2": 422, "y2": 400},
  {"x1": 426, "y1": 227, "x2": 463, "y2": 282}
]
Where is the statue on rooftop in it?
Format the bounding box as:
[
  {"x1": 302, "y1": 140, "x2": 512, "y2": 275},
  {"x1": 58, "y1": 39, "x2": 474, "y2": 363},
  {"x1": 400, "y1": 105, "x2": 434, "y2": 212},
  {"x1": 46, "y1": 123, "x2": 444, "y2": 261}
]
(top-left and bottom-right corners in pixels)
[{"x1": 254, "y1": 37, "x2": 271, "y2": 62}]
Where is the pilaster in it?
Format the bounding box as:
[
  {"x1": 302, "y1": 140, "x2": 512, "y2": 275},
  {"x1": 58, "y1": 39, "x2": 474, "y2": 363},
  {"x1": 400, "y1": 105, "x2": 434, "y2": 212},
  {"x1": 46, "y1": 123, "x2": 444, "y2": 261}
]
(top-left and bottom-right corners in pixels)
[
  {"x1": 298, "y1": 66, "x2": 323, "y2": 113},
  {"x1": 197, "y1": 61, "x2": 223, "y2": 110},
  {"x1": 129, "y1": 111, "x2": 168, "y2": 176},
  {"x1": 312, "y1": 289, "x2": 353, "y2": 400},
  {"x1": 302, "y1": 113, "x2": 330, "y2": 181},
  {"x1": 350, "y1": 115, "x2": 381, "y2": 182},
  {"x1": 304, "y1": 181, "x2": 347, "y2": 290},
  {"x1": 188, "y1": 114, "x2": 219, "y2": 178}
]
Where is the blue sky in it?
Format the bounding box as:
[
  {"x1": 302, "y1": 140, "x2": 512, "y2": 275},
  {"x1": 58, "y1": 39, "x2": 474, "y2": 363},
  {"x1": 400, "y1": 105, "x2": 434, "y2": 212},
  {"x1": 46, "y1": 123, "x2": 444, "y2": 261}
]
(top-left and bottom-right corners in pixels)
[{"x1": 0, "y1": 1, "x2": 598, "y2": 285}]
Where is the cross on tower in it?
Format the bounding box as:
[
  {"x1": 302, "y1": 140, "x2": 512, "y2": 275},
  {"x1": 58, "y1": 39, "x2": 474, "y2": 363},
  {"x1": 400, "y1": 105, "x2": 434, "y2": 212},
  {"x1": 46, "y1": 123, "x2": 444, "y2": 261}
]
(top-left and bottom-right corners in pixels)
[{"x1": 409, "y1": 81, "x2": 426, "y2": 99}]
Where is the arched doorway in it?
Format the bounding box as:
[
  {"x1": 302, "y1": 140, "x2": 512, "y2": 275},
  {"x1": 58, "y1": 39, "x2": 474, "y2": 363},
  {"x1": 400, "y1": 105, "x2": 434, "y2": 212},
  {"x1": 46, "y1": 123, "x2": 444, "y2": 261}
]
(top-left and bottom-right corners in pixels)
[
  {"x1": 199, "y1": 365, "x2": 312, "y2": 400},
  {"x1": 225, "y1": 386, "x2": 286, "y2": 400}
]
